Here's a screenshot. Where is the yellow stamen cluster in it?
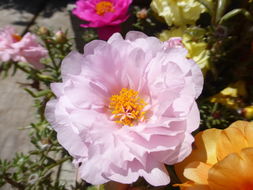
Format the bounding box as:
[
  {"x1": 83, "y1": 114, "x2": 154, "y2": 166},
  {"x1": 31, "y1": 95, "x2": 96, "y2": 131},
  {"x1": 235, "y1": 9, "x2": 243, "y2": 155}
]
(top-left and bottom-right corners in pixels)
[
  {"x1": 12, "y1": 34, "x2": 22, "y2": 42},
  {"x1": 95, "y1": 1, "x2": 114, "y2": 16},
  {"x1": 109, "y1": 88, "x2": 147, "y2": 126}
]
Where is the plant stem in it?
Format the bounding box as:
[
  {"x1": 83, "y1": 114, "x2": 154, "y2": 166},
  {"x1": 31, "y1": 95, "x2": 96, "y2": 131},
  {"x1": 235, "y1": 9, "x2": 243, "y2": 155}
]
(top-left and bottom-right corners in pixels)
[
  {"x1": 55, "y1": 163, "x2": 62, "y2": 183},
  {"x1": 16, "y1": 63, "x2": 30, "y2": 74},
  {"x1": 47, "y1": 156, "x2": 71, "y2": 170},
  {"x1": 3, "y1": 174, "x2": 25, "y2": 190},
  {"x1": 215, "y1": 0, "x2": 230, "y2": 24},
  {"x1": 44, "y1": 40, "x2": 58, "y2": 71},
  {"x1": 54, "y1": 152, "x2": 65, "y2": 186}
]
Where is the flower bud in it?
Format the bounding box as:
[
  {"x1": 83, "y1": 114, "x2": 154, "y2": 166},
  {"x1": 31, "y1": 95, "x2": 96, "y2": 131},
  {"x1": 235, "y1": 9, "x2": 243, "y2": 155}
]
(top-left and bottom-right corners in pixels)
[
  {"x1": 242, "y1": 106, "x2": 253, "y2": 119},
  {"x1": 54, "y1": 30, "x2": 66, "y2": 43},
  {"x1": 37, "y1": 26, "x2": 49, "y2": 35},
  {"x1": 39, "y1": 138, "x2": 51, "y2": 149},
  {"x1": 136, "y1": 8, "x2": 148, "y2": 19}
]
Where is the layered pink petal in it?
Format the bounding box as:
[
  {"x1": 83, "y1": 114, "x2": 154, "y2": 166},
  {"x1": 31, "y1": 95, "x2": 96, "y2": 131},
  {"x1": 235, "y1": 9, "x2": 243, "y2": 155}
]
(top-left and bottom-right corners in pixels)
[
  {"x1": 0, "y1": 27, "x2": 47, "y2": 69},
  {"x1": 45, "y1": 31, "x2": 203, "y2": 186}
]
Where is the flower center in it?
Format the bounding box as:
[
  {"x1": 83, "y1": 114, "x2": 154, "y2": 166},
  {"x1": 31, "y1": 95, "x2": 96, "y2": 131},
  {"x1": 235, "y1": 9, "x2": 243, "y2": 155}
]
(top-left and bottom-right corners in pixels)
[
  {"x1": 109, "y1": 88, "x2": 147, "y2": 126},
  {"x1": 12, "y1": 34, "x2": 22, "y2": 42},
  {"x1": 95, "y1": 1, "x2": 114, "y2": 16}
]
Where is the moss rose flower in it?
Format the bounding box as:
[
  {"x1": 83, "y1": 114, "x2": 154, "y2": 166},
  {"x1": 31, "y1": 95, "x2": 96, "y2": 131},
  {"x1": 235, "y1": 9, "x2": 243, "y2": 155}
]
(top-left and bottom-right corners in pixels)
[
  {"x1": 151, "y1": 0, "x2": 211, "y2": 27},
  {"x1": 72, "y1": 0, "x2": 132, "y2": 28},
  {"x1": 0, "y1": 26, "x2": 47, "y2": 69},
  {"x1": 45, "y1": 31, "x2": 203, "y2": 186},
  {"x1": 175, "y1": 121, "x2": 253, "y2": 190}
]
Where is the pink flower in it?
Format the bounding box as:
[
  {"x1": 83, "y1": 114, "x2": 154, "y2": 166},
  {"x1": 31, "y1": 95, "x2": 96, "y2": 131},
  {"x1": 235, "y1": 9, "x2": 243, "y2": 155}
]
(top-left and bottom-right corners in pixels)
[
  {"x1": 0, "y1": 26, "x2": 18, "y2": 62},
  {"x1": 0, "y1": 26, "x2": 47, "y2": 69},
  {"x1": 45, "y1": 31, "x2": 203, "y2": 186},
  {"x1": 72, "y1": 0, "x2": 132, "y2": 40},
  {"x1": 164, "y1": 37, "x2": 184, "y2": 49},
  {"x1": 72, "y1": 0, "x2": 132, "y2": 28}
]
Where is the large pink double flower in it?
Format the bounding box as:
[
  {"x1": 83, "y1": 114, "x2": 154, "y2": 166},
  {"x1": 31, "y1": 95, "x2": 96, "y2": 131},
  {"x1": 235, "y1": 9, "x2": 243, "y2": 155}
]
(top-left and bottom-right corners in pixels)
[{"x1": 45, "y1": 32, "x2": 203, "y2": 186}]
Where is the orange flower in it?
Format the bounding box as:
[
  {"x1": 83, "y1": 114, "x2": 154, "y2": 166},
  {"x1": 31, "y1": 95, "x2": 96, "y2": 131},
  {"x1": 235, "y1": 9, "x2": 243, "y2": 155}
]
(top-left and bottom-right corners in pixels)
[{"x1": 175, "y1": 121, "x2": 253, "y2": 190}]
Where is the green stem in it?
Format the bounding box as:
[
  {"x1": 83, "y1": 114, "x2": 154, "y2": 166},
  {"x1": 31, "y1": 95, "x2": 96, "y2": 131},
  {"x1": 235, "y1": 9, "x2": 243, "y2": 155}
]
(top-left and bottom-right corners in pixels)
[
  {"x1": 42, "y1": 156, "x2": 71, "y2": 175},
  {"x1": 211, "y1": 102, "x2": 219, "y2": 114},
  {"x1": 219, "y1": 9, "x2": 253, "y2": 24},
  {"x1": 55, "y1": 163, "x2": 62, "y2": 186},
  {"x1": 3, "y1": 174, "x2": 25, "y2": 190},
  {"x1": 28, "y1": 145, "x2": 53, "y2": 171},
  {"x1": 36, "y1": 156, "x2": 71, "y2": 180},
  {"x1": 54, "y1": 151, "x2": 65, "y2": 186},
  {"x1": 215, "y1": 0, "x2": 230, "y2": 24},
  {"x1": 16, "y1": 62, "x2": 48, "y2": 84},
  {"x1": 207, "y1": 120, "x2": 213, "y2": 129},
  {"x1": 16, "y1": 62, "x2": 30, "y2": 74},
  {"x1": 44, "y1": 39, "x2": 59, "y2": 71}
]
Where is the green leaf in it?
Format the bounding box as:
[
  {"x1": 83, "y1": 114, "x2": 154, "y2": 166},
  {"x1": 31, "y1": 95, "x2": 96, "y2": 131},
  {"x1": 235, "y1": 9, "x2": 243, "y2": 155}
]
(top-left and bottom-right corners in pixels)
[
  {"x1": 219, "y1": 8, "x2": 253, "y2": 24},
  {"x1": 37, "y1": 74, "x2": 55, "y2": 81},
  {"x1": 87, "y1": 185, "x2": 104, "y2": 190},
  {"x1": 215, "y1": 0, "x2": 230, "y2": 23},
  {"x1": 196, "y1": 0, "x2": 214, "y2": 15}
]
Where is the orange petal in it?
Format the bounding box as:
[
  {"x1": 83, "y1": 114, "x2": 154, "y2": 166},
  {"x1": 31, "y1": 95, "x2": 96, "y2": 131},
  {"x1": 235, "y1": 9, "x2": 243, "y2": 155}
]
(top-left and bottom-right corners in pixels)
[
  {"x1": 216, "y1": 121, "x2": 253, "y2": 161},
  {"x1": 184, "y1": 161, "x2": 211, "y2": 185},
  {"x1": 198, "y1": 129, "x2": 221, "y2": 165},
  {"x1": 175, "y1": 129, "x2": 221, "y2": 182},
  {"x1": 229, "y1": 121, "x2": 253, "y2": 146},
  {"x1": 229, "y1": 120, "x2": 251, "y2": 128},
  {"x1": 208, "y1": 147, "x2": 253, "y2": 190}
]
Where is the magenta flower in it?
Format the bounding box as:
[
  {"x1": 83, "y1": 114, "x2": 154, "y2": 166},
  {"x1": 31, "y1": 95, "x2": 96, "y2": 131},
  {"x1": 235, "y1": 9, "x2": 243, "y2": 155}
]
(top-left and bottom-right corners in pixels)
[
  {"x1": 72, "y1": 0, "x2": 132, "y2": 40},
  {"x1": 73, "y1": 0, "x2": 132, "y2": 27},
  {"x1": 45, "y1": 32, "x2": 203, "y2": 186},
  {"x1": 0, "y1": 26, "x2": 47, "y2": 69}
]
